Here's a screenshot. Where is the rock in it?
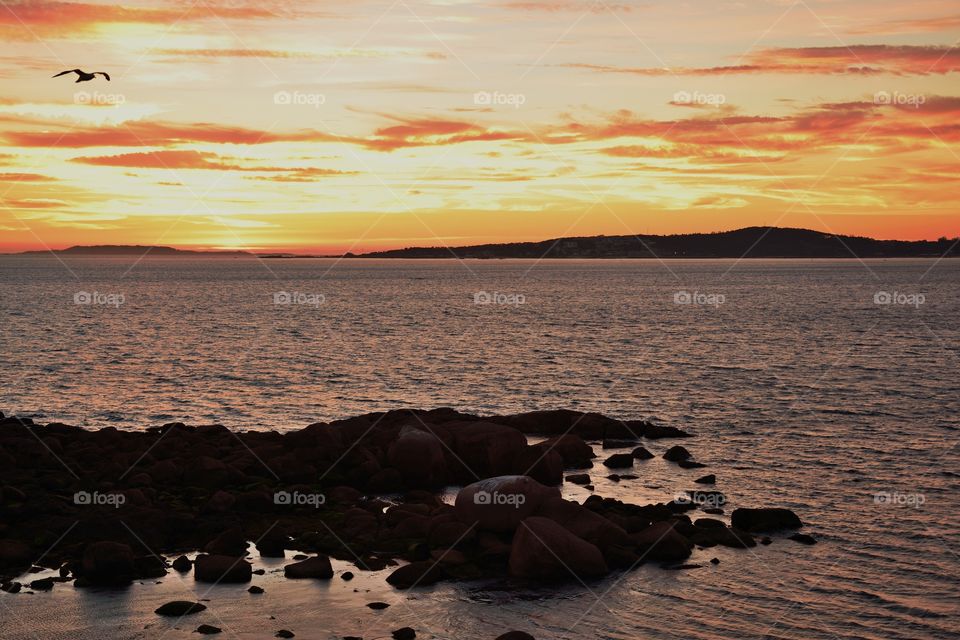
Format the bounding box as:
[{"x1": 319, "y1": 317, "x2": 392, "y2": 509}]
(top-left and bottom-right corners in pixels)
[
  {"x1": 388, "y1": 425, "x2": 447, "y2": 487},
  {"x1": 0, "y1": 540, "x2": 32, "y2": 571},
  {"x1": 171, "y1": 555, "x2": 192, "y2": 572},
  {"x1": 193, "y1": 554, "x2": 252, "y2": 583},
  {"x1": 643, "y1": 424, "x2": 692, "y2": 439},
  {"x1": 454, "y1": 476, "x2": 560, "y2": 532},
  {"x1": 196, "y1": 624, "x2": 222, "y2": 635},
  {"x1": 678, "y1": 460, "x2": 706, "y2": 469},
  {"x1": 392, "y1": 627, "x2": 416, "y2": 640},
  {"x1": 602, "y1": 453, "x2": 633, "y2": 469},
  {"x1": 256, "y1": 533, "x2": 287, "y2": 558},
  {"x1": 731, "y1": 508, "x2": 802, "y2": 532},
  {"x1": 512, "y1": 445, "x2": 563, "y2": 486},
  {"x1": 367, "y1": 601, "x2": 390, "y2": 609},
  {"x1": 694, "y1": 474, "x2": 716, "y2": 485},
  {"x1": 155, "y1": 601, "x2": 207, "y2": 616},
  {"x1": 631, "y1": 522, "x2": 692, "y2": 562},
  {"x1": 284, "y1": 556, "x2": 333, "y2": 579},
  {"x1": 508, "y1": 516, "x2": 607, "y2": 579},
  {"x1": 789, "y1": 533, "x2": 817, "y2": 545},
  {"x1": 450, "y1": 422, "x2": 527, "y2": 480},
  {"x1": 429, "y1": 521, "x2": 475, "y2": 549},
  {"x1": 631, "y1": 447, "x2": 654, "y2": 460},
  {"x1": 602, "y1": 439, "x2": 636, "y2": 449},
  {"x1": 276, "y1": 631, "x2": 294, "y2": 638},
  {"x1": 203, "y1": 528, "x2": 248, "y2": 557},
  {"x1": 80, "y1": 541, "x2": 136, "y2": 586},
  {"x1": 535, "y1": 497, "x2": 632, "y2": 552},
  {"x1": 540, "y1": 434, "x2": 594, "y2": 466},
  {"x1": 386, "y1": 561, "x2": 446, "y2": 588},
  {"x1": 341, "y1": 571, "x2": 354, "y2": 581},
  {"x1": 29, "y1": 577, "x2": 54, "y2": 591},
  {"x1": 1, "y1": 581, "x2": 22, "y2": 593},
  {"x1": 662, "y1": 446, "x2": 691, "y2": 462},
  {"x1": 710, "y1": 557, "x2": 720, "y2": 565},
  {"x1": 204, "y1": 490, "x2": 235, "y2": 513},
  {"x1": 565, "y1": 474, "x2": 590, "y2": 485},
  {"x1": 761, "y1": 536, "x2": 772, "y2": 545},
  {"x1": 496, "y1": 633, "x2": 535, "y2": 640}
]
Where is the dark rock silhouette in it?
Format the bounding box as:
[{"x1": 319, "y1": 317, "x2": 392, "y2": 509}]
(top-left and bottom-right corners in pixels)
[
  {"x1": 731, "y1": 508, "x2": 803, "y2": 532},
  {"x1": 155, "y1": 601, "x2": 206, "y2": 616}
]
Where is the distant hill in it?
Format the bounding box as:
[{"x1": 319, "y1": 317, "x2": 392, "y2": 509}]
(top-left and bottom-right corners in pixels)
[
  {"x1": 356, "y1": 227, "x2": 958, "y2": 259},
  {"x1": 22, "y1": 245, "x2": 253, "y2": 257}
]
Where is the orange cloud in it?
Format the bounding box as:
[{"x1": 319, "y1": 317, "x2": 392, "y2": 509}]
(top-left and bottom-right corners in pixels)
[
  {"x1": 564, "y1": 45, "x2": 960, "y2": 76},
  {"x1": 0, "y1": 1, "x2": 279, "y2": 40}
]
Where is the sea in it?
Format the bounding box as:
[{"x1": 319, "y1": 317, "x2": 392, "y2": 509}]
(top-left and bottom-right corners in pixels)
[{"x1": 0, "y1": 255, "x2": 957, "y2": 639}]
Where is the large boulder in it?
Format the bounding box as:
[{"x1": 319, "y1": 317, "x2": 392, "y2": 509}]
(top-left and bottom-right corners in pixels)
[
  {"x1": 387, "y1": 425, "x2": 448, "y2": 487},
  {"x1": 385, "y1": 561, "x2": 446, "y2": 589},
  {"x1": 80, "y1": 541, "x2": 136, "y2": 586},
  {"x1": 455, "y1": 476, "x2": 560, "y2": 532},
  {"x1": 535, "y1": 498, "x2": 632, "y2": 552},
  {"x1": 203, "y1": 528, "x2": 248, "y2": 557},
  {"x1": 0, "y1": 540, "x2": 32, "y2": 572},
  {"x1": 511, "y1": 445, "x2": 563, "y2": 485},
  {"x1": 449, "y1": 422, "x2": 527, "y2": 480},
  {"x1": 508, "y1": 517, "x2": 607, "y2": 580},
  {"x1": 193, "y1": 554, "x2": 252, "y2": 583},
  {"x1": 731, "y1": 508, "x2": 802, "y2": 532},
  {"x1": 538, "y1": 435, "x2": 594, "y2": 467},
  {"x1": 631, "y1": 522, "x2": 692, "y2": 562},
  {"x1": 284, "y1": 556, "x2": 333, "y2": 579}
]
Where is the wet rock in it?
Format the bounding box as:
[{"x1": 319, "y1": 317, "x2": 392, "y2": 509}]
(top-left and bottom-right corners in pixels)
[
  {"x1": 171, "y1": 555, "x2": 192, "y2": 572},
  {"x1": 539, "y1": 435, "x2": 594, "y2": 467},
  {"x1": 0, "y1": 540, "x2": 32, "y2": 572},
  {"x1": 284, "y1": 556, "x2": 333, "y2": 579},
  {"x1": 276, "y1": 630, "x2": 294, "y2": 638},
  {"x1": 155, "y1": 601, "x2": 207, "y2": 616},
  {"x1": 1, "y1": 581, "x2": 22, "y2": 593},
  {"x1": 602, "y1": 439, "x2": 636, "y2": 449},
  {"x1": 248, "y1": 585, "x2": 264, "y2": 594},
  {"x1": 386, "y1": 561, "x2": 446, "y2": 589},
  {"x1": 662, "y1": 446, "x2": 691, "y2": 462},
  {"x1": 565, "y1": 474, "x2": 590, "y2": 485},
  {"x1": 193, "y1": 554, "x2": 252, "y2": 583},
  {"x1": 643, "y1": 424, "x2": 692, "y2": 439},
  {"x1": 731, "y1": 508, "x2": 802, "y2": 532},
  {"x1": 694, "y1": 474, "x2": 716, "y2": 484},
  {"x1": 367, "y1": 601, "x2": 390, "y2": 609},
  {"x1": 496, "y1": 633, "x2": 535, "y2": 640},
  {"x1": 428, "y1": 521, "x2": 475, "y2": 549},
  {"x1": 29, "y1": 577, "x2": 54, "y2": 591},
  {"x1": 631, "y1": 446, "x2": 654, "y2": 460},
  {"x1": 392, "y1": 627, "x2": 416, "y2": 640},
  {"x1": 789, "y1": 533, "x2": 817, "y2": 545},
  {"x1": 602, "y1": 453, "x2": 633, "y2": 469},
  {"x1": 710, "y1": 557, "x2": 720, "y2": 565},
  {"x1": 678, "y1": 460, "x2": 707, "y2": 469},
  {"x1": 80, "y1": 541, "x2": 136, "y2": 586},
  {"x1": 196, "y1": 624, "x2": 222, "y2": 634},
  {"x1": 509, "y1": 516, "x2": 607, "y2": 579},
  {"x1": 341, "y1": 571, "x2": 354, "y2": 581},
  {"x1": 631, "y1": 522, "x2": 692, "y2": 562},
  {"x1": 256, "y1": 532, "x2": 288, "y2": 558},
  {"x1": 454, "y1": 476, "x2": 560, "y2": 532}
]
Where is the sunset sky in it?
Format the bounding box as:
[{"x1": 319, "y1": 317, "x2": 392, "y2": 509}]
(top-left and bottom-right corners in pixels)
[{"x1": 0, "y1": 0, "x2": 958, "y2": 253}]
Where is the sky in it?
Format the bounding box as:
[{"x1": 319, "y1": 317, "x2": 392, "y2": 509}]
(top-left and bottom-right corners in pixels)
[{"x1": 0, "y1": 0, "x2": 958, "y2": 253}]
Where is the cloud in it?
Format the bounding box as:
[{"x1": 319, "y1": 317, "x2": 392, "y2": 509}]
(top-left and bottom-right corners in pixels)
[
  {"x1": 848, "y1": 14, "x2": 960, "y2": 35},
  {"x1": 500, "y1": 1, "x2": 634, "y2": 11},
  {"x1": 0, "y1": 172, "x2": 57, "y2": 181},
  {"x1": 563, "y1": 45, "x2": 960, "y2": 76},
  {"x1": 1, "y1": 197, "x2": 67, "y2": 208},
  {"x1": 0, "y1": 1, "x2": 279, "y2": 40},
  {"x1": 362, "y1": 117, "x2": 522, "y2": 151}
]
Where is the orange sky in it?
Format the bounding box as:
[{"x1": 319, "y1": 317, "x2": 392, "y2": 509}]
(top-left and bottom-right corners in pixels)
[{"x1": 0, "y1": 0, "x2": 958, "y2": 253}]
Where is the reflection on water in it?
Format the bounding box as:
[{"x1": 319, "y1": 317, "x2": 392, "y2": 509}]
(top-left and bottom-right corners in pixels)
[{"x1": 1, "y1": 256, "x2": 958, "y2": 639}]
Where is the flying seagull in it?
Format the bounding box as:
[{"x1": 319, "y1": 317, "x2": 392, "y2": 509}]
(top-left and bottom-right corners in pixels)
[{"x1": 52, "y1": 69, "x2": 110, "y2": 83}]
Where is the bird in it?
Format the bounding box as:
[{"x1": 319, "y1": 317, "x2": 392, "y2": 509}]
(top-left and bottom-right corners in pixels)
[{"x1": 52, "y1": 69, "x2": 110, "y2": 83}]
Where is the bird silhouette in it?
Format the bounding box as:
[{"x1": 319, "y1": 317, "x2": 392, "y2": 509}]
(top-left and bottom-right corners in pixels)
[{"x1": 52, "y1": 69, "x2": 110, "y2": 83}]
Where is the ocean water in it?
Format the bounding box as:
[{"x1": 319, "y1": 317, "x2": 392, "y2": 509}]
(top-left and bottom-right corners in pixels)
[{"x1": 1, "y1": 255, "x2": 958, "y2": 639}]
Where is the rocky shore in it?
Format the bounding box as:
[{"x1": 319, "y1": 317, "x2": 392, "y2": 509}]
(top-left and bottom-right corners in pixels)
[{"x1": 0, "y1": 408, "x2": 806, "y2": 636}]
